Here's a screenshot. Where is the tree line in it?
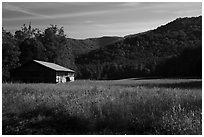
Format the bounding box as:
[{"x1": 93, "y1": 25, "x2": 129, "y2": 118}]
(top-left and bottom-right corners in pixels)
[
  {"x1": 2, "y1": 16, "x2": 202, "y2": 81},
  {"x1": 3, "y1": 24, "x2": 75, "y2": 81}
]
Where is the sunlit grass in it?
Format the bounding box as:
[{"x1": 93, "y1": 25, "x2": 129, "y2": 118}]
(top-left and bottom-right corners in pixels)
[{"x1": 2, "y1": 79, "x2": 202, "y2": 134}]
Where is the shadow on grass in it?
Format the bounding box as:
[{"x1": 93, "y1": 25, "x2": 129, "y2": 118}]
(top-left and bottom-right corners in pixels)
[
  {"x1": 117, "y1": 81, "x2": 202, "y2": 89},
  {"x1": 3, "y1": 99, "x2": 202, "y2": 135},
  {"x1": 3, "y1": 106, "x2": 91, "y2": 135},
  {"x1": 145, "y1": 81, "x2": 202, "y2": 89},
  {"x1": 3, "y1": 103, "x2": 163, "y2": 135}
]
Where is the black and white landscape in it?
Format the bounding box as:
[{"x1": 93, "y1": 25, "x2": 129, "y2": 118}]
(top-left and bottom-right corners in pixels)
[{"x1": 2, "y1": 2, "x2": 202, "y2": 135}]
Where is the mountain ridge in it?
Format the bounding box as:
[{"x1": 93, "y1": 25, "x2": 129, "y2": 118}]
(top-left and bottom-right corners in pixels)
[
  {"x1": 75, "y1": 16, "x2": 202, "y2": 79},
  {"x1": 67, "y1": 36, "x2": 123, "y2": 56}
]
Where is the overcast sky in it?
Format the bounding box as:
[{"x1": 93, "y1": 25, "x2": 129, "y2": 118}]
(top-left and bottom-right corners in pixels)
[{"x1": 2, "y1": 2, "x2": 202, "y2": 39}]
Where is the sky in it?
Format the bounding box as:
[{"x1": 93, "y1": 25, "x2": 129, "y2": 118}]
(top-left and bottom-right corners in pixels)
[{"x1": 2, "y1": 2, "x2": 202, "y2": 39}]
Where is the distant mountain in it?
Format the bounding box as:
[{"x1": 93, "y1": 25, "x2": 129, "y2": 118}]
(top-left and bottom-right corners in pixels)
[
  {"x1": 87, "y1": 36, "x2": 123, "y2": 47},
  {"x1": 75, "y1": 16, "x2": 202, "y2": 79},
  {"x1": 68, "y1": 36, "x2": 123, "y2": 56}
]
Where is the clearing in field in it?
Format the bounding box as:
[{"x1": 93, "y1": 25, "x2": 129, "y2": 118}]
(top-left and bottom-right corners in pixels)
[{"x1": 2, "y1": 79, "x2": 202, "y2": 135}]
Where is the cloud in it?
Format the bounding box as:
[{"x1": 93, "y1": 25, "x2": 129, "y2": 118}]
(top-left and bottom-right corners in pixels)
[
  {"x1": 3, "y1": 3, "x2": 51, "y2": 19},
  {"x1": 3, "y1": 6, "x2": 118, "y2": 22},
  {"x1": 119, "y1": 2, "x2": 141, "y2": 8},
  {"x1": 176, "y1": 9, "x2": 202, "y2": 16},
  {"x1": 83, "y1": 20, "x2": 95, "y2": 24},
  {"x1": 56, "y1": 9, "x2": 118, "y2": 18}
]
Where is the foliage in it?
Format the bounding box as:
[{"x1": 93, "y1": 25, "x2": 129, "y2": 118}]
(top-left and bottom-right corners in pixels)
[
  {"x1": 68, "y1": 36, "x2": 122, "y2": 56},
  {"x1": 2, "y1": 28, "x2": 20, "y2": 81},
  {"x1": 18, "y1": 37, "x2": 47, "y2": 65},
  {"x1": 41, "y1": 25, "x2": 75, "y2": 69},
  {"x1": 76, "y1": 16, "x2": 202, "y2": 79},
  {"x1": 2, "y1": 79, "x2": 202, "y2": 134},
  {"x1": 155, "y1": 46, "x2": 202, "y2": 77}
]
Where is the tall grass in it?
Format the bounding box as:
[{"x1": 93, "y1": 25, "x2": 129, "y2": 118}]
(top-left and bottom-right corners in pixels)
[{"x1": 2, "y1": 79, "x2": 202, "y2": 134}]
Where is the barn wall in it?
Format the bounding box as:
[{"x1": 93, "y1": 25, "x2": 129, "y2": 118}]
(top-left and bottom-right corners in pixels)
[
  {"x1": 11, "y1": 62, "x2": 56, "y2": 83},
  {"x1": 56, "y1": 71, "x2": 75, "y2": 83}
]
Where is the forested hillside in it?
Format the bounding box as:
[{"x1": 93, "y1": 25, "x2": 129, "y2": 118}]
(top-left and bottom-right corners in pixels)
[
  {"x1": 68, "y1": 36, "x2": 122, "y2": 56},
  {"x1": 2, "y1": 16, "x2": 202, "y2": 81},
  {"x1": 76, "y1": 16, "x2": 202, "y2": 79}
]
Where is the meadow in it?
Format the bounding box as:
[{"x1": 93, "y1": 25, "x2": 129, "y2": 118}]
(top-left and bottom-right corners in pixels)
[{"x1": 2, "y1": 79, "x2": 202, "y2": 135}]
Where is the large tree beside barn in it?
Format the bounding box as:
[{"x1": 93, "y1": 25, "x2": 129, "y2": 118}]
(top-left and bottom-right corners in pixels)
[
  {"x1": 2, "y1": 28, "x2": 20, "y2": 81},
  {"x1": 41, "y1": 25, "x2": 75, "y2": 69}
]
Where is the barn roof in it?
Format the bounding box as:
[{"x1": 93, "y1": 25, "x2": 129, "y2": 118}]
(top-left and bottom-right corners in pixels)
[{"x1": 33, "y1": 60, "x2": 75, "y2": 72}]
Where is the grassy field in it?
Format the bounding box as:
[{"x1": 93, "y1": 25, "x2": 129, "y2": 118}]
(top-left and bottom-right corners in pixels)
[{"x1": 2, "y1": 79, "x2": 202, "y2": 135}]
